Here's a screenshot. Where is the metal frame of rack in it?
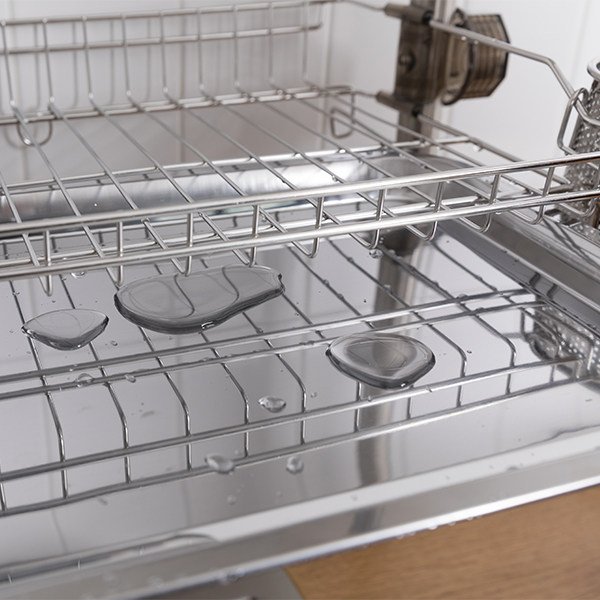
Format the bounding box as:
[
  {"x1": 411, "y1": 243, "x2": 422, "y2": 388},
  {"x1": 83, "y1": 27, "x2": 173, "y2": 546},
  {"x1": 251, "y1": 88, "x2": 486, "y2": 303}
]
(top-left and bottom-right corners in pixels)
[
  {"x1": 0, "y1": 233, "x2": 591, "y2": 520},
  {"x1": 0, "y1": 0, "x2": 597, "y2": 293}
]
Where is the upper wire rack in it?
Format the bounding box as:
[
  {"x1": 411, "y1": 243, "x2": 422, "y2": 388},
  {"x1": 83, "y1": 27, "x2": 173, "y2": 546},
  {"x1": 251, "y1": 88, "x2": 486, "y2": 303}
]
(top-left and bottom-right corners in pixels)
[{"x1": 0, "y1": 1, "x2": 597, "y2": 293}]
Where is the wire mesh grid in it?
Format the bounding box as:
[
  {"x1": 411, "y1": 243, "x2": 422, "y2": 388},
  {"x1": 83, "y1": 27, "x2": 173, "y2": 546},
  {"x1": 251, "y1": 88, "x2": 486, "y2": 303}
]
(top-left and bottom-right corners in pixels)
[
  {"x1": 0, "y1": 1, "x2": 598, "y2": 293},
  {"x1": 0, "y1": 228, "x2": 593, "y2": 518}
]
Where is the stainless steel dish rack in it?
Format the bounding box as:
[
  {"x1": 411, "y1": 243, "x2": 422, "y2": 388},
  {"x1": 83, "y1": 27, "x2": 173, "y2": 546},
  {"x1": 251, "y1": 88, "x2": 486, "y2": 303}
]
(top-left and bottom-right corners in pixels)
[{"x1": 1, "y1": 1, "x2": 600, "y2": 598}]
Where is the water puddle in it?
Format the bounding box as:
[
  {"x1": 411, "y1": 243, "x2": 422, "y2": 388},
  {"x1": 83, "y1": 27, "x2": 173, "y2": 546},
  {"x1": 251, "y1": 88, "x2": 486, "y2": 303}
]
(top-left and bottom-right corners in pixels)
[
  {"x1": 22, "y1": 309, "x2": 109, "y2": 350},
  {"x1": 326, "y1": 332, "x2": 435, "y2": 389},
  {"x1": 115, "y1": 264, "x2": 284, "y2": 334}
]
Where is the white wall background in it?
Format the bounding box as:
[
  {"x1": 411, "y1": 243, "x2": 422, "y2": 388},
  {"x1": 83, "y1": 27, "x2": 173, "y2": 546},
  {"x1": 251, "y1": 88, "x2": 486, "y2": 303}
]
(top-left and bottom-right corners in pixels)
[
  {"x1": 442, "y1": 0, "x2": 600, "y2": 160},
  {"x1": 327, "y1": 0, "x2": 600, "y2": 162}
]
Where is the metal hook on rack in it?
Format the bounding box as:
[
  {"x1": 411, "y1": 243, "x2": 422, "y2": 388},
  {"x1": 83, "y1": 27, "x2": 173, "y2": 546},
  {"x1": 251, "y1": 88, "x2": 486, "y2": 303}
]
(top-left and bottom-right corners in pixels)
[
  {"x1": 514, "y1": 167, "x2": 554, "y2": 226},
  {"x1": 116, "y1": 221, "x2": 124, "y2": 287},
  {"x1": 367, "y1": 189, "x2": 386, "y2": 250},
  {"x1": 406, "y1": 180, "x2": 445, "y2": 241},
  {"x1": 185, "y1": 213, "x2": 195, "y2": 276},
  {"x1": 16, "y1": 120, "x2": 53, "y2": 147},
  {"x1": 330, "y1": 90, "x2": 357, "y2": 139},
  {"x1": 248, "y1": 206, "x2": 260, "y2": 267},
  {"x1": 43, "y1": 229, "x2": 53, "y2": 297},
  {"x1": 459, "y1": 174, "x2": 501, "y2": 234}
]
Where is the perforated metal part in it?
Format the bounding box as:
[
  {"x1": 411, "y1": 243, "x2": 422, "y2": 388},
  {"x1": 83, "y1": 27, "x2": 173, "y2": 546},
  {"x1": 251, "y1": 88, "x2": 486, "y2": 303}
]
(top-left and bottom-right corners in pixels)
[{"x1": 565, "y1": 81, "x2": 600, "y2": 195}]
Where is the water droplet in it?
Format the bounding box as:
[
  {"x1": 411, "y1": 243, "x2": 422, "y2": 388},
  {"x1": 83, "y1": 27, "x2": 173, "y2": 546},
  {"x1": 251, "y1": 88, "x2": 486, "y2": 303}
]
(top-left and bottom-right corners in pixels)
[
  {"x1": 369, "y1": 249, "x2": 383, "y2": 259},
  {"x1": 76, "y1": 373, "x2": 93, "y2": 387},
  {"x1": 124, "y1": 373, "x2": 136, "y2": 383},
  {"x1": 115, "y1": 265, "x2": 284, "y2": 334},
  {"x1": 71, "y1": 271, "x2": 87, "y2": 279},
  {"x1": 110, "y1": 340, "x2": 118, "y2": 346},
  {"x1": 205, "y1": 454, "x2": 235, "y2": 474},
  {"x1": 227, "y1": 494, "x2": 237, "y2": 505},
  {"x1": 383, "y1": 284, "x2": 392, "y2": 292},
  {"x1": 22, "y1": 309, "x2": 109, "y2": 351},
  {"x1": 258, "y1": 396, "x2": 286, "y2": 413},
  {"x1": 286, "y1": 456, "x2": 304, "y2": 474},
  {"x1": 310, "y1": 391, "x2": 318, "y2": 398},
  {"x1": 12, "y1": 291, "x2": 19, "y2": 296},
  {"x1": 326, "y1": 332, "x2": 435, "y2": 389},
  {"x1": 220, "y1": 570, "x2": 243, "y2": 584}
]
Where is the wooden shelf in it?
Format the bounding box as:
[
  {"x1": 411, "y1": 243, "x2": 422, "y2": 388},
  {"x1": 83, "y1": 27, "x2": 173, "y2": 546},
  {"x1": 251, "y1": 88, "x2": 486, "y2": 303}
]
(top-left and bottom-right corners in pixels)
[{"x1": 286, "y1": 485, "x2": 600, "y2": 599}]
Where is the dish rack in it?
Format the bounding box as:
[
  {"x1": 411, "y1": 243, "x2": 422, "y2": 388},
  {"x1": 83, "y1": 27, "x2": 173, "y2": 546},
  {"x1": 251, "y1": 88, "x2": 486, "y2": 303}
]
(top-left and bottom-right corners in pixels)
[{"x1": 1, "y1": 1, "x2": 600, "y2": 598}]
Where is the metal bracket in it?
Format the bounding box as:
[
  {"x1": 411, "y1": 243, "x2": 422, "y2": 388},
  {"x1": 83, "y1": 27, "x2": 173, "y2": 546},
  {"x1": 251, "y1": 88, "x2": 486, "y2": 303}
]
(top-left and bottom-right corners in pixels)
[{"x1": 379, "y1": 3, "x2": 509, "y2": 111}]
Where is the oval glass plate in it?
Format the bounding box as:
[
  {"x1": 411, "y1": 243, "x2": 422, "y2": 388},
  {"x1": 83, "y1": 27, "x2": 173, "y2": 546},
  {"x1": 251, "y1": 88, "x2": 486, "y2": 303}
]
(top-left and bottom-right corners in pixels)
[{"x1": 326, "y1": 332, "x2": 435, "y2": 389}]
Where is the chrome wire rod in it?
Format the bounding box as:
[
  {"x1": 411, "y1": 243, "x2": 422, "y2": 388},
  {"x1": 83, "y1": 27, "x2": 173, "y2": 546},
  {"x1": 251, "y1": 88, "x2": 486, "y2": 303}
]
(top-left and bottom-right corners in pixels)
[
  {"x1": 8, "y1": 279, "x2": 69, "y2": 499},
  {"x1": 0, "y1": 289, "x2": 531, "y2": 388},
  {"x1": 56, "y1": 268, "x2": 132, "y2": 484},
  {"x1": 327, "y1": 89, "x2": 564, "y2": 208},
  {"x1": 0, "y1": 22, "x2": 117, "y2": 293},
  {"x1": 81, "y1": 16, "x2": 251, "y2": 269},
  {"x1": 0, "y1": 0, "x2": 327, "y2": 54},
  {"x1": 1, "y1": 150, "x2": 598, "y2": 238},
  {"x1": 0, "y1": 299, "x2": 548, "y2": 405},
  {"x1": 0, "y1": 371, "x2": 582, "y2": 509},
  {"x1": 0, "y1": 184, "x2": 597, "y2": 282}
]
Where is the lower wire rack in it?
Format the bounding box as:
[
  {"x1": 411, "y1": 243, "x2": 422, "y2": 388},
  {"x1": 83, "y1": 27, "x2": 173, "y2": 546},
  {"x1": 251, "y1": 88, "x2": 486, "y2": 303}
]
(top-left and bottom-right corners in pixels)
[{"x1": 0, "y1": 230, "x2": 593, "y2": 519}]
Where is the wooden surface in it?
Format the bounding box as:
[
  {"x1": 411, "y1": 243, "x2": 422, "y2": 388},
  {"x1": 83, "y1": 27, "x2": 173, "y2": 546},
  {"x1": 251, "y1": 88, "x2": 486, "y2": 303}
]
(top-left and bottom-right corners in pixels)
[{"x1": 286, "y1": 485, "x2": 600, "y2": 599}]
